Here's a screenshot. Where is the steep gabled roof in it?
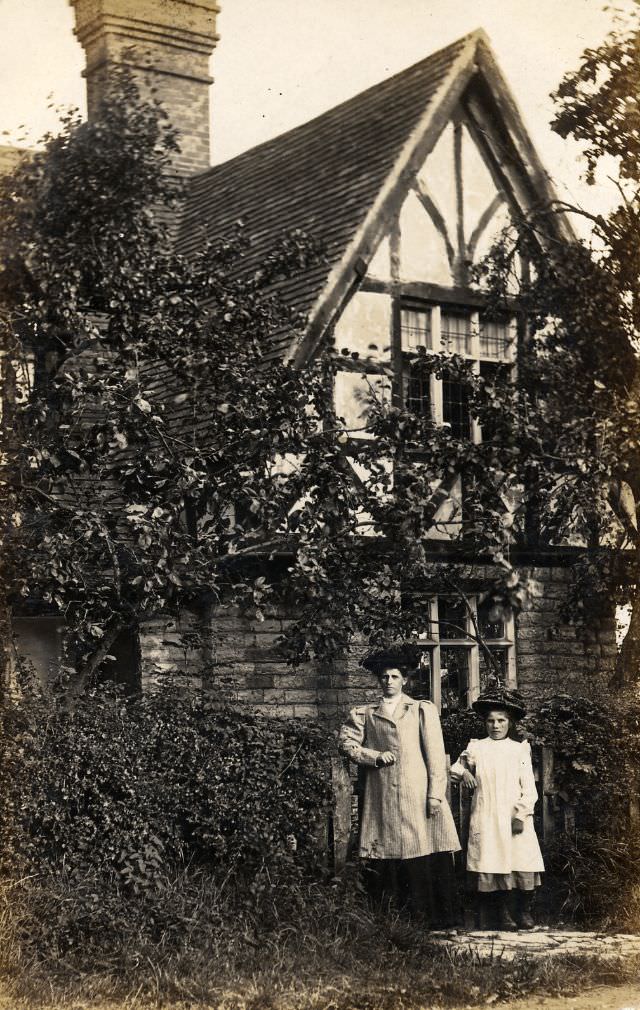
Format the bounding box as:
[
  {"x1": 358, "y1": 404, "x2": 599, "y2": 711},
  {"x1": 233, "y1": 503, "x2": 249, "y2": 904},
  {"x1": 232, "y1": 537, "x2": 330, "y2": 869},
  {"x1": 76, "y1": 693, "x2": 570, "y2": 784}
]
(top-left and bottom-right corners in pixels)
[
  {"x1": 177, "y1": 33, "x2": 474, "y2": 356},
  {"x1": 177, "y1": 29, "x2": 569, "y2": 364}
]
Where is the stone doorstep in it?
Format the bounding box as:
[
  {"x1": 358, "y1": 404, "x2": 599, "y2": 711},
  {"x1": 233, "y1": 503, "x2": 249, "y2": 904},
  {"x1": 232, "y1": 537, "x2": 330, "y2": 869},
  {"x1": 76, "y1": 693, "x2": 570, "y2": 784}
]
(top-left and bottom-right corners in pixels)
[{"x1": 429, "y1": 929, "x2": 640, "y2": 961}]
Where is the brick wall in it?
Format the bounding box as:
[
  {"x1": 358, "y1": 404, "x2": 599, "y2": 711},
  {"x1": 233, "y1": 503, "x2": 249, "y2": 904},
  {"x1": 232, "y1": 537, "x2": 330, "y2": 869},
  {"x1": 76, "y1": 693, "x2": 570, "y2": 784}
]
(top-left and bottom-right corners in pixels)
[
  {"x1": 70, "y1": 0, "x2": 219, "y2": 175},
  {"x1": 137, "y1": 563, "x2": 618, "y2": 720}
]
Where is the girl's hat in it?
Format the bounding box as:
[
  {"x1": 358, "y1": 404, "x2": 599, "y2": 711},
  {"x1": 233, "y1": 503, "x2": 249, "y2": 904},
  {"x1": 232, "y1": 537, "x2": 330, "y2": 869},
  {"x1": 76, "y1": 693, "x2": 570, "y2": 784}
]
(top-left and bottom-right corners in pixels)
[
  {"x1": 472, "y1": 685, "x2": 527, "y2": 720},
  {"x1": 361, "y1": 644, "x2": 421, "y2": 677}
]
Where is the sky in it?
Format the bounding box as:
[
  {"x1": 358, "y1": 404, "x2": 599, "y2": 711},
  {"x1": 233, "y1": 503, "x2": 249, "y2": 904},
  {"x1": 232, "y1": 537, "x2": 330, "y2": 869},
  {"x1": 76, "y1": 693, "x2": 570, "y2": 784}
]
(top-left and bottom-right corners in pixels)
[{"x1": 0, "y1": 0, "x2": 633, "y2": 223}]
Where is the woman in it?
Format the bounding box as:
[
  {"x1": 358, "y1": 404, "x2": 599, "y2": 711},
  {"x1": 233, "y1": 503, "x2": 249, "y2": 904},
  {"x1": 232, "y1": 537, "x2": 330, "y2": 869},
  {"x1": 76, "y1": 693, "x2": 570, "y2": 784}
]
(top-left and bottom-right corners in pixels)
[
  {"x1": 339, "y1": 646, "x2": 460, "y2": 927},
  {"x1": 450, "y1": 686, "x2": 544, "y2": 930}
]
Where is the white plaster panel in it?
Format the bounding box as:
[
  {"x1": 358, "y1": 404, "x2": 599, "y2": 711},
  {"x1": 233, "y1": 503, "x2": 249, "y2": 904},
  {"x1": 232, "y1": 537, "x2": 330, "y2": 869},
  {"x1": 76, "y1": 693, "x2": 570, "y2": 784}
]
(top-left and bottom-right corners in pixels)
[
  {"x1": 426, "y1": 475, "x2": 462, "y2": 541},
  {"x1": 472, "y1": 200, "x2": 512, "y2": 266},
  {"x1": 334, "y1": 371, "x2": 391, "y2": 438},
  {"x1": 462, "y1": 123, "x2": 501, "y2": 245},
  {"x1": 333, "y1": 290, "x2": 392, "y2": 363},
  {"x1": 366, "y1": 235, "x2": 391, "y2": 282},
  {"x1": 417, "y1": 121, "x2": 457, "y2": 239},
  {"x1": 472, "y1": 202, "x2": 522, "y2": 293},
  {"x1": 398, "y1": 190, "x2": 453, "y2": 286},
  {"x1": 350, "y1": 457, "x2": 393, "y2": 536}
]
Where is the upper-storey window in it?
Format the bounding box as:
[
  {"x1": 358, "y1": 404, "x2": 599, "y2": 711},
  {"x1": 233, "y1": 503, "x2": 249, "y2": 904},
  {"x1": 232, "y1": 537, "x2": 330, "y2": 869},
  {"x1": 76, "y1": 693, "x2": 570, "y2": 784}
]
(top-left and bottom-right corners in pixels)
[{"x1": 400, "y1": 304, "x2": 514, "y2": 441}]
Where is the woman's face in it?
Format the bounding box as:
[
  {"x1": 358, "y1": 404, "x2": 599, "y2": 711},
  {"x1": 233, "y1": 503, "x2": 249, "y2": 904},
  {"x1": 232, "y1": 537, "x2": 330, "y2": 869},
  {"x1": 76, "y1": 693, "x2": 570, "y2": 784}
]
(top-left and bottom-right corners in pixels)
[
  {"x1": 378, "y1": 667, "x2": 407, "y2": 698},
  {"x1": 485, "y1": 709, "x2": 511, "y2": 740}
]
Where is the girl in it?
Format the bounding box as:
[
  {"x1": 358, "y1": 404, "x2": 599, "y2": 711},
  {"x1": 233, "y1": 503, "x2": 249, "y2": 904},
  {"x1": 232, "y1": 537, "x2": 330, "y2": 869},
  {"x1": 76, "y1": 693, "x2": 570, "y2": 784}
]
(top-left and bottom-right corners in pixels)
[{"x1": 450, "y1": 686, "x2": 544, "y2": 930}]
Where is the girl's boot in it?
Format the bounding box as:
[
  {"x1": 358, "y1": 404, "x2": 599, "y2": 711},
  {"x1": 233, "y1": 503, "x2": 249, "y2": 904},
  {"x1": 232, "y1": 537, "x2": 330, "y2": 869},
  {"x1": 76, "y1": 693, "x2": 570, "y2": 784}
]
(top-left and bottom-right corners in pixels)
[
  {"x1": 518, "y1": 890, "x2": 535, "y2": 930},
  {"x1": 477, "y1": 891, "x2": 492, "y2": 929}
]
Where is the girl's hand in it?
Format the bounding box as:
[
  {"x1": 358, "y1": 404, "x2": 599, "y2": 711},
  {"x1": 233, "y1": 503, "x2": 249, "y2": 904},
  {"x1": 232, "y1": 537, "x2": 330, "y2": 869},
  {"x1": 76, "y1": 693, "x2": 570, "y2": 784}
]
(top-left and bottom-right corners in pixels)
[
  {"x1": 461, "y1": 769, "x2": 477, "y2": 792},
  {"x1": 375, "y1": 751, "x2": 396, "y2": 767},
  {"x1": 511, "y1": 816, "x2": 524, "y2": 835},
  {"x1": 427, "y1": 798, "x2": 442, "y2": 818}
]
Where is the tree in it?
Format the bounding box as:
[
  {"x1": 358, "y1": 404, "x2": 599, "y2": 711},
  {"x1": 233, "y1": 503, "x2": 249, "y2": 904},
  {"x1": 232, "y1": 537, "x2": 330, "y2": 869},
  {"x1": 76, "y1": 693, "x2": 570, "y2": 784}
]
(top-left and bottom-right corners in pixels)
[
  {"x1": 469, "y1": 6, "x2": 640, "y2": 682},
  {"x1": 0, "y1": 74, "x2": 330, "y2": 694},
  {"x1": 551, "y1": 7, "x2": 640, "y2": 680}
]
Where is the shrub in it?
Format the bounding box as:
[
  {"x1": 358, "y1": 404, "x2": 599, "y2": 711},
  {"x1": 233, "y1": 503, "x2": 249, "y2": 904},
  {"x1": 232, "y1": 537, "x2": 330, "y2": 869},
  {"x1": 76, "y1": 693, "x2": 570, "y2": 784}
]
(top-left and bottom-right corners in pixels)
[
  {"x1": 524, "y1": 693, "x2": 640, "y2": 832},
  {"x1": 524, "y1": 693, "x2": 640, "y2": 927},
  {"x1": 0, "y1": 676, "x2": 334, "y2": 957},
  {"x1": 441, "y1": 706, "x2": 486, "y2": 761}
]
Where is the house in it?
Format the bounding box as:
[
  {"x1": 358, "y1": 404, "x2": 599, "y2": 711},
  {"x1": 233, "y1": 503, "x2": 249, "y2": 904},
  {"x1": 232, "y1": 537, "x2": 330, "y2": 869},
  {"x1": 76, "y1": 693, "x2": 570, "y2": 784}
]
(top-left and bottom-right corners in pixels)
[{"x1": 9, "y1": 0, "x2": 618, "y2": 718}]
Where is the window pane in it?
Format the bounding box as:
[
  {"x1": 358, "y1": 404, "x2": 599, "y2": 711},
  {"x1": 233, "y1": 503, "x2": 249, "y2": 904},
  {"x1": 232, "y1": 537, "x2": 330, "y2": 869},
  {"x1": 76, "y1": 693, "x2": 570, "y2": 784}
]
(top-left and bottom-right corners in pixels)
[
  {"x1": 410, "y1": 648, "x2": 433, "y2": 700},
  {"x1": 401, "y1": 308, "x2": 431, "y2": 351},
  {"x1": 480, "y1": 318, "x2": 510, "y2": 359},
  {"x1": 479, "y1": 647, "x2": 507, "y2": 690},
  {"x1": 478, "y1": 360, "x2": 501, "y2": 443},
  {"x1": 441, "y1": 311, "x2": 471, "y2": 355},
  {"x1": 440, "y1": 646, "x2": 470, "y2": 711},
  {"x1": 406, "y1": 361, "x2": 432, "y2": 419},
  {"x1": 477, "y1": 599, "x2": 505, "y2": 639},
  {"x1": 442, "y1": 373, "x2": 471, "y2": 439},
  {"x1": 438, "y1": 597, "x2": 468, "y2": 639}
]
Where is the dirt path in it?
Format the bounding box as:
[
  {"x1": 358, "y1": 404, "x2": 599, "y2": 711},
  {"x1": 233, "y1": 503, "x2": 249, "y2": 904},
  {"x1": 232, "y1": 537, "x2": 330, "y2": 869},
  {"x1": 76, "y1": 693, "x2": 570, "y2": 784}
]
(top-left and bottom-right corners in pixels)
[{"x1": 501, "y1": 986, "x2": 640, "y2": 1010}]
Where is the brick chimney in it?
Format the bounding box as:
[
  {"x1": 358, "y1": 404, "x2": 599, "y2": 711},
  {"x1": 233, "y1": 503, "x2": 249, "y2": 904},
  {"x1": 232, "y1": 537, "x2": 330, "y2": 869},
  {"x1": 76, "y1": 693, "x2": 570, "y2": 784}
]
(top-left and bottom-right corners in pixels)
[{"x1": 69, "y1": 0, "x2": 220, "y2": 175}]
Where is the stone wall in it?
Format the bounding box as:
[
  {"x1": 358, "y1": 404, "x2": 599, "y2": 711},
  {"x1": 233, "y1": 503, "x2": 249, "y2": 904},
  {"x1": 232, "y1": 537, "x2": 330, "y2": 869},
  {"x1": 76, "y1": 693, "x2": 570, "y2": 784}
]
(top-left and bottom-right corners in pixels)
[
  {"x1": 515, "y1": 565, "x2": 616, "y2": 703},
  {"x1": 137, "y1": 562, "x2": 618, "y2": 720}
]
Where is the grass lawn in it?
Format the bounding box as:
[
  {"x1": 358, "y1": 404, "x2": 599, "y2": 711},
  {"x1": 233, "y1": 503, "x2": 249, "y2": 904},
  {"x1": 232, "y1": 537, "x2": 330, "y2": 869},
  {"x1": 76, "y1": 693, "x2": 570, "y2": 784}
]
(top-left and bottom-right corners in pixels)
[{"x1": 2, "y1": 919, "x2": 639, "y2": 1010}]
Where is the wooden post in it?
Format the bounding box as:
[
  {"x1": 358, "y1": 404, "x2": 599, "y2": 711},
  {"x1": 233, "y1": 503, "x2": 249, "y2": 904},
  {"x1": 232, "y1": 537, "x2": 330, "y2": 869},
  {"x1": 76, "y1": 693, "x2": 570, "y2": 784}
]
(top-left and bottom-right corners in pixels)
[
  {"x1": 540, "y1": 745, "x2": 555, "y2": 843},
  {"x1": 331, "y1": 756, "x2": 353, "y2": 872},
  {"x1": 459, "y1": 780, "x2": 471, "y2": 854}
]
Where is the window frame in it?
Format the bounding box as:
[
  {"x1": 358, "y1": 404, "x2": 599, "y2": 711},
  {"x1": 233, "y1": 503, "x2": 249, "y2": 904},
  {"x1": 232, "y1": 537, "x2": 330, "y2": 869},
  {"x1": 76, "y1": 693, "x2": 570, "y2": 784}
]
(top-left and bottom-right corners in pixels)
[
  {"x1": 414, "y1": 594, "x2": 516, "y2": 712},
  {"x1": 398, "y1": 301, "x2": 516, "y2": 442}
]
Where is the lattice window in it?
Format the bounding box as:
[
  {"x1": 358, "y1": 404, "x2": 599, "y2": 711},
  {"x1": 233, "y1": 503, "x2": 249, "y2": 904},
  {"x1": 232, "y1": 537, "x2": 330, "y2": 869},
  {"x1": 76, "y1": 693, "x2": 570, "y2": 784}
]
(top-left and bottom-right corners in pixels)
[
  {"x1": 400, "y1": 303, "x2": 514, "y2": 444},
  {"x1": 442, "y1": 372, "x2": 471, "y2": 440},
  {"x1": 405, "y1": 360, "x2": 433, "y2": 420},
  {"x1": 411, "y1": 595, "x2": 516, "y2": 711}
]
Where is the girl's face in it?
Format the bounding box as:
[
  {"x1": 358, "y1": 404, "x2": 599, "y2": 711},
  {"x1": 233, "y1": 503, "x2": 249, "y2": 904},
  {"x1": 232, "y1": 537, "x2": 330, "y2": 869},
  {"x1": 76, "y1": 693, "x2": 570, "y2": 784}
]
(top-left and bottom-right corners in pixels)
[
  {"x1": 378, "y1": 668, "x2": 407, "y2": 698},
  {"x1": 485, "y1": 709, "x2": 511, "y2": 740}
]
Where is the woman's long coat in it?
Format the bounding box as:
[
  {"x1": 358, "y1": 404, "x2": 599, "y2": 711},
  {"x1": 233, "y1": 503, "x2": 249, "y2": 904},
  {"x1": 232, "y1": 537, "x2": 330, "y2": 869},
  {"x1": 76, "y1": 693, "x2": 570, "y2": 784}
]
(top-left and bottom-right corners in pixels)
[{"x1": 338, "y1": 696, "x2": 460, "y2": 860}]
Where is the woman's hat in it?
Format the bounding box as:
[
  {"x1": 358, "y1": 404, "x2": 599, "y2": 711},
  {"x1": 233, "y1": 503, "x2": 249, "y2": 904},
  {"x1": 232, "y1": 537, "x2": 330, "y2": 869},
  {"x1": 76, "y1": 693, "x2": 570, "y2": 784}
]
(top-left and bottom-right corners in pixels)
[
  {"x1": 472, "y1": 684, "x2": 527, "y2": 720},
  {"x1": 361, "y1": 644, "x2": 422, "y2": 677}
]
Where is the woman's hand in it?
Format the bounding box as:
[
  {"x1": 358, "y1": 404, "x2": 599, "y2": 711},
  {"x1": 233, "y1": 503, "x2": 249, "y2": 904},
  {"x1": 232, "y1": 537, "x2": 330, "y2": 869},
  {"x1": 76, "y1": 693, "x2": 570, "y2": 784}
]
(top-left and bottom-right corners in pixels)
[
  {"x1": 511, "y1": 816, "x2": 524, "y2": 835},
  {"x1": 427, "y1": 798, "x2": 442, "y2": 818},
  {"x1": 375, "y1": 751, "x2": 396, "y2": 767},
  {"x1": 460, "y1": 769, "x2": 477, "y2": 792}
]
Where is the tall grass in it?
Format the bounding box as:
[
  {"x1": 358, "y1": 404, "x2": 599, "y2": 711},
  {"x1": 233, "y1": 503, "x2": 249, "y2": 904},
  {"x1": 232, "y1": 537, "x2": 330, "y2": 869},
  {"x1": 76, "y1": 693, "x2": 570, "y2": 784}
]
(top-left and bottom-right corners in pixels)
[{"x1": 1, "y1": 869, "x2": 639, "y2": 1010}]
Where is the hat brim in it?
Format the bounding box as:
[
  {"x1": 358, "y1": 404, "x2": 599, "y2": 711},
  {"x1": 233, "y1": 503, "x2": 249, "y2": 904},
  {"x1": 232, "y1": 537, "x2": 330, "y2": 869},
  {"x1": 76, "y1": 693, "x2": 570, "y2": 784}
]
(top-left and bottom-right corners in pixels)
[
  {"x1": 361, "y1": 646, "x2": 420, "y2": 676},
  {"x1": 472, "y1": 699, "x2": 526, "y2": 720}
]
